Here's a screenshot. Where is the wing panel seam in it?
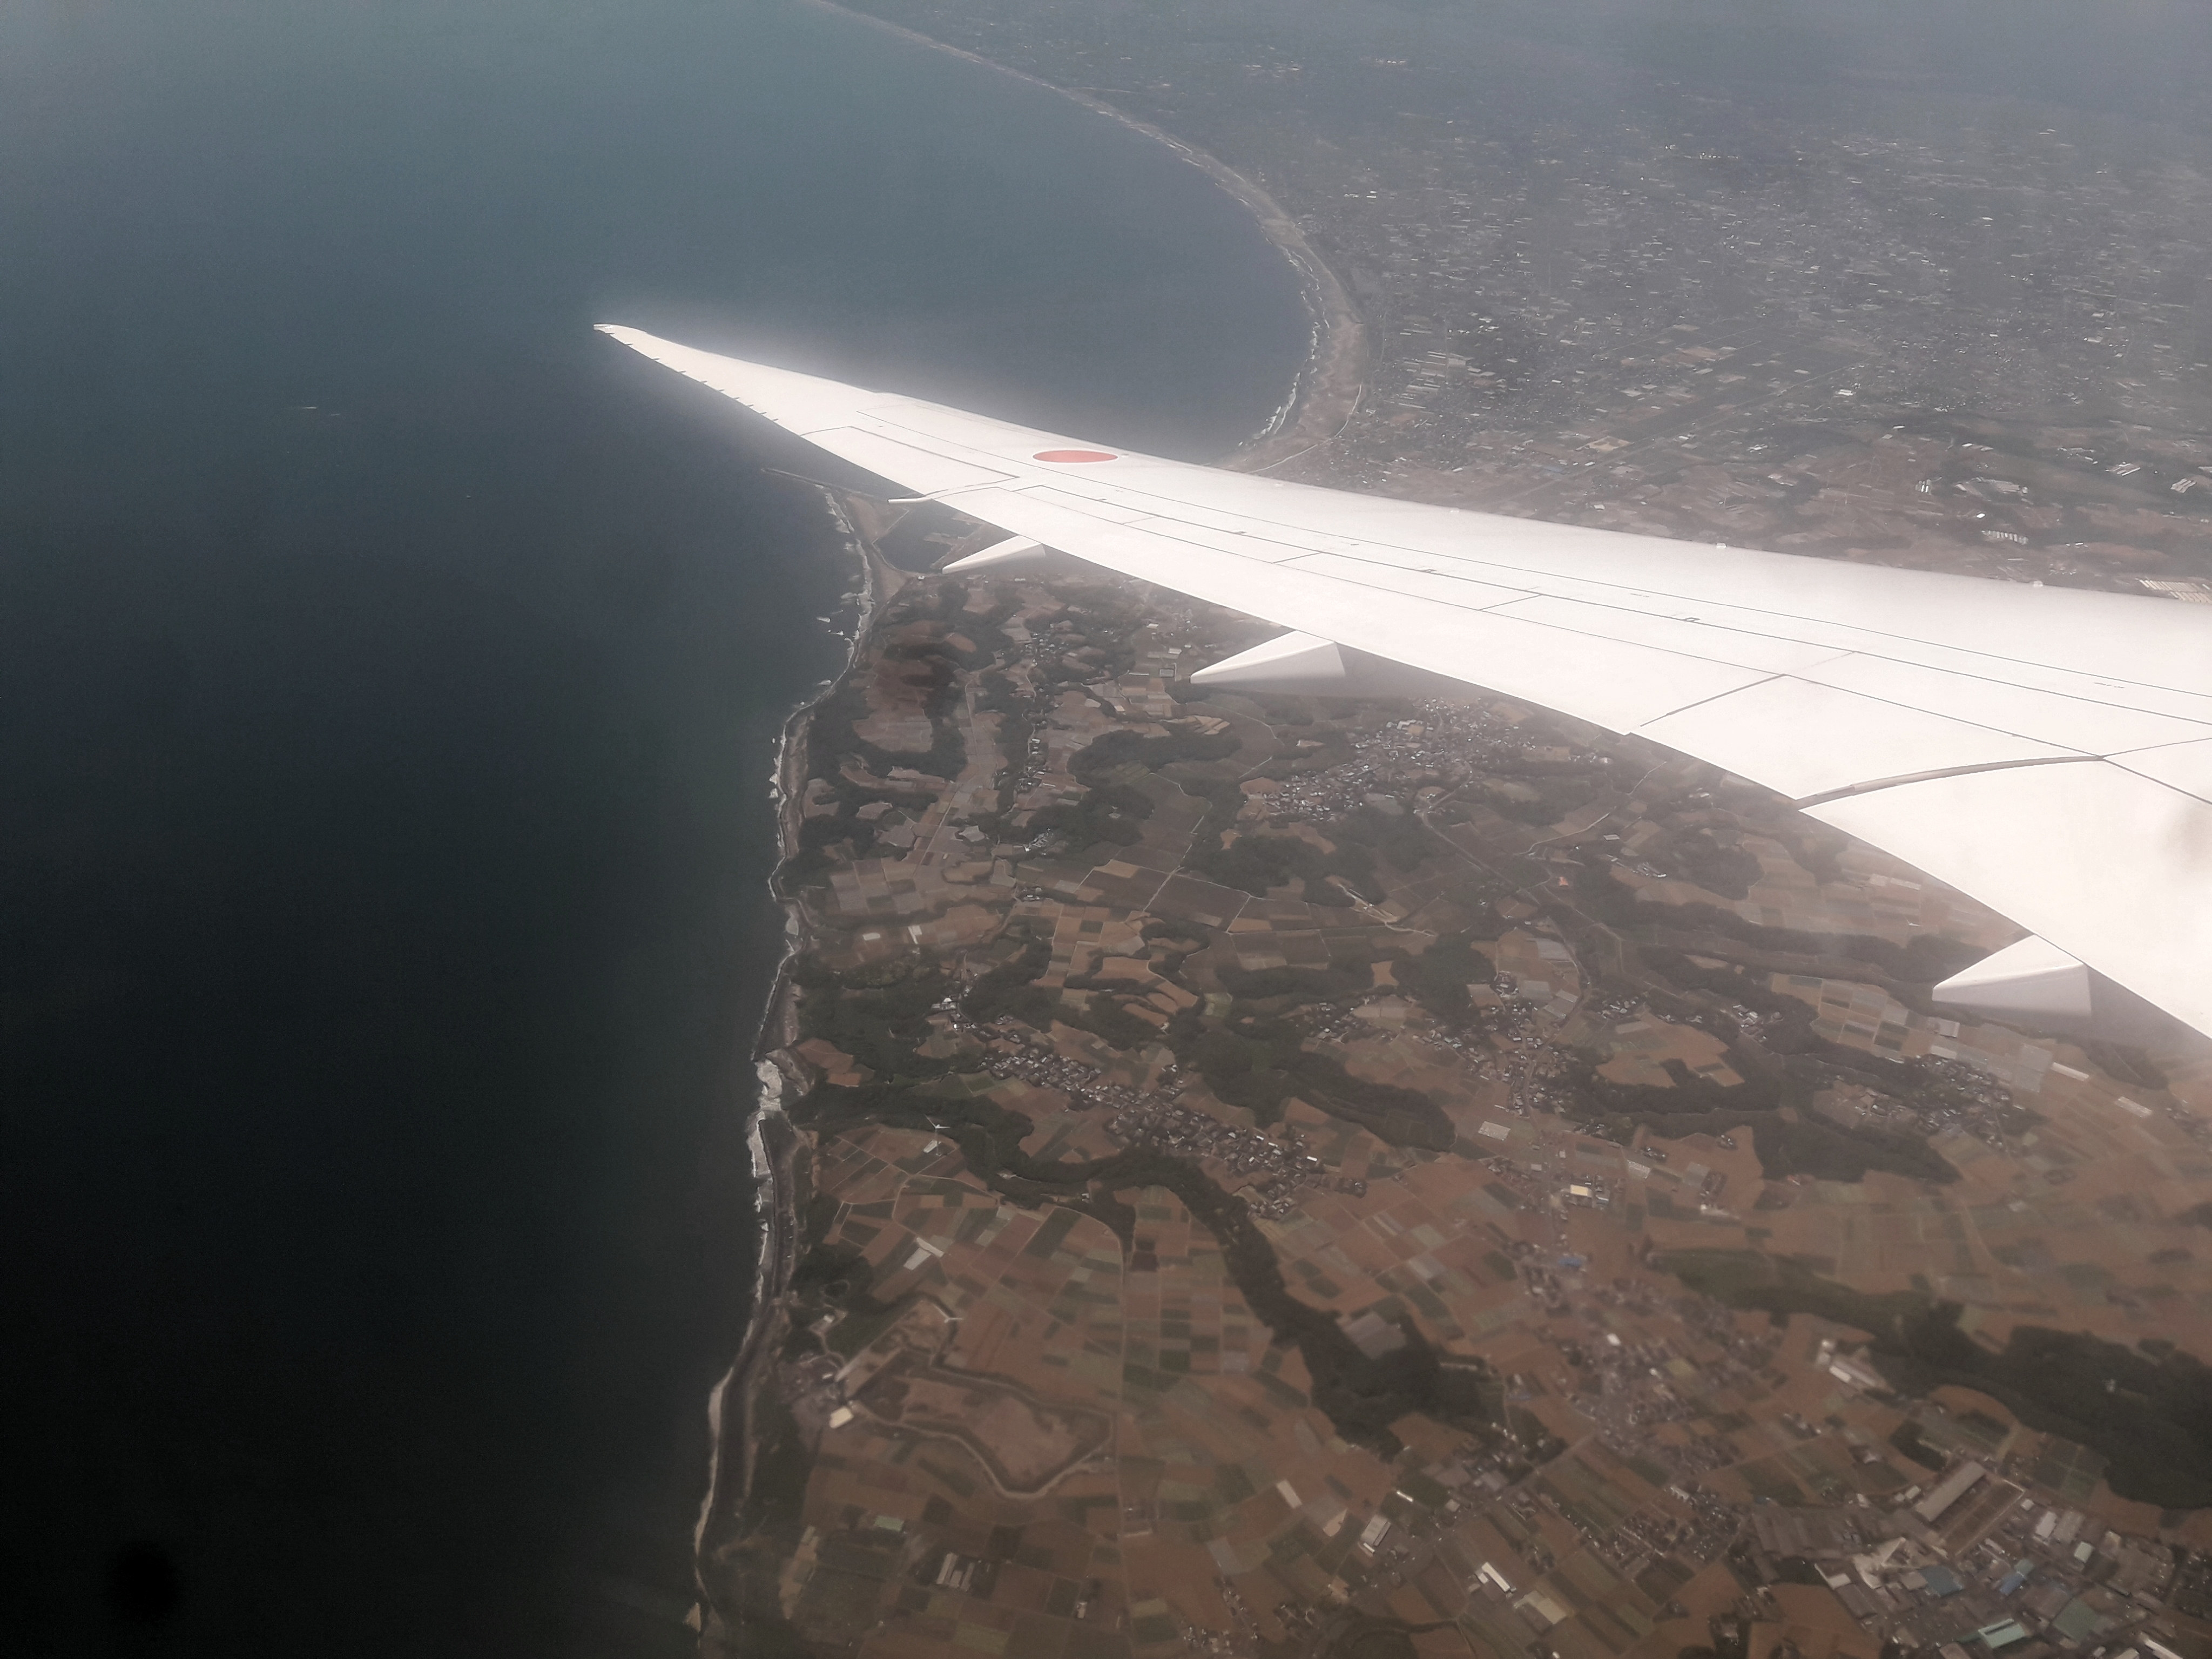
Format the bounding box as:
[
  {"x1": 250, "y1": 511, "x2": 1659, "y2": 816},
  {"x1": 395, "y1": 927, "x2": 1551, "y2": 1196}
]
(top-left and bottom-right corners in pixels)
[
  {"x1": 1789, "y1": 753, "x2": 2101, "y2": 808},
  {"x1": 1051, "y1": 491, "x2": 2212, "y2": 707},
  {"x1": 1631, "y1": 673, "x2": 1786, "y2": 731}
]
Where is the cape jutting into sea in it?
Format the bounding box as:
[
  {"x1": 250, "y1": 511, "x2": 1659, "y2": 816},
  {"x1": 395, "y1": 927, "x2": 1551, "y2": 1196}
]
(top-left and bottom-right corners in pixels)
[{"x1": 0, "y1": 0, "x2": 1305, "y2": 1650}]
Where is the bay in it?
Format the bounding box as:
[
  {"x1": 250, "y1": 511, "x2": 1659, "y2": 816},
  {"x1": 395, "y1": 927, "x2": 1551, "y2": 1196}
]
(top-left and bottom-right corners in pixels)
[{"x1": 0, "y1": 1, "x2": 1306, "y2": 1651}]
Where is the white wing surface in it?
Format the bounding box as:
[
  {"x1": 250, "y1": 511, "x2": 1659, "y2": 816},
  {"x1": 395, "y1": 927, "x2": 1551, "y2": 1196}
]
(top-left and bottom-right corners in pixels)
[{"x1": 599, "y1": 326, "x2": 2212, "y2": 1041}]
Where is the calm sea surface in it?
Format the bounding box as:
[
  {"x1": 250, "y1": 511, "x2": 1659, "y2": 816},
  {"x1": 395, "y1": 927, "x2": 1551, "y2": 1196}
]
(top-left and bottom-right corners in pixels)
[{"x1": 0, "y1": 2, "x2": 1304, "y2": 1651}]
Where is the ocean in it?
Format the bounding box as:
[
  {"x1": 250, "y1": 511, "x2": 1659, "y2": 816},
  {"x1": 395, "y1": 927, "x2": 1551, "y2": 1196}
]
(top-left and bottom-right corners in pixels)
[{"x1": 0, "y1": 1, "x2": 1305, "y2": 1651}]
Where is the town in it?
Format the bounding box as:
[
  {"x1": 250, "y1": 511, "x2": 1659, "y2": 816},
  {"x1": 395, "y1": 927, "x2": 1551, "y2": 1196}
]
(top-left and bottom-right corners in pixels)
[
  {"x1": 844, "y1": 0, "x2": 2212, "y2": 599},
  {"x1": 731, "y1": 534, "x2": 2212, "y2": 1659}
]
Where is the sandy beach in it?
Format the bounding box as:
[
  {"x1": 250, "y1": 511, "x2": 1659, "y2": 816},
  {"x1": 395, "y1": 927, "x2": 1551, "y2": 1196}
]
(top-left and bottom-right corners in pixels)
[{"x1": 804, "y1": 0, "x2": 1366, "y2": 469}]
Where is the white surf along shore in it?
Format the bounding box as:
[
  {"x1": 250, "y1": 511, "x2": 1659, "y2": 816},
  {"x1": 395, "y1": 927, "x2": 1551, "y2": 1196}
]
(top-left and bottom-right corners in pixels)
[{"x1": 689, "y1": 14, "x2": 1368, "y2": 1630}]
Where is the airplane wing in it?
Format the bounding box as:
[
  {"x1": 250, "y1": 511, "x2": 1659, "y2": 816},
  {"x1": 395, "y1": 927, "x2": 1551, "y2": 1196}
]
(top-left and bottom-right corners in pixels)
[{"x1": 599, "y1": 325, "x2": 2212, "y2": 1043}]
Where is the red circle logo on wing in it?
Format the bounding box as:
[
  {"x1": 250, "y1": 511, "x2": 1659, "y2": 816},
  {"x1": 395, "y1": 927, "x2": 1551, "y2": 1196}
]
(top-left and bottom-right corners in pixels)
[{"x1": 1032, "y1": 449, "x2": 1118, "y2": 463}]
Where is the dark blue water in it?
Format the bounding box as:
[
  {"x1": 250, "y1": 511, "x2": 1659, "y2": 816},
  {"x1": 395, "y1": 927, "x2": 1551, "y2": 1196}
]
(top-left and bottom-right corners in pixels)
[{"x1": 0, "y1": 2, "x2": 1304, "y2": 1652}]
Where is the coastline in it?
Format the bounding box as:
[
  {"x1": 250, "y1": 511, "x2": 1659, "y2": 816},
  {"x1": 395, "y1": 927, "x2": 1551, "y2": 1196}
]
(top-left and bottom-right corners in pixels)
[
  {"x1": 802, "y1": 0, "x2": 1365, "y2": 471},
  {"x1": 693, "y1": 491, "x2": 902, "y2": 1643},
  {"x1": 694, "y1": 15, "x2": 1369, "y2": 1642}
]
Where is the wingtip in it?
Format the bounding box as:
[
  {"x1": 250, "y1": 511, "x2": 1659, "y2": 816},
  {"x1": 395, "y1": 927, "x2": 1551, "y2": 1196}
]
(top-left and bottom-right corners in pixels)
[{"x1": 585, "y1": 330, "x2": 879, "y2": 432}]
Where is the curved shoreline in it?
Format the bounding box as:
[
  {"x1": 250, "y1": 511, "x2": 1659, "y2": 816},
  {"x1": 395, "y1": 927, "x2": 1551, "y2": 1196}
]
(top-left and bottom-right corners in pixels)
[
  {"x1": 802, "y1": 0, "x2": 1366, "y2": 469},
  {"x1": 695, "y1": 14, "x2": 1370, "y2": 1639},
  {"x1": 693, "y1": 495, "x2": 886, "y2": 1641}
]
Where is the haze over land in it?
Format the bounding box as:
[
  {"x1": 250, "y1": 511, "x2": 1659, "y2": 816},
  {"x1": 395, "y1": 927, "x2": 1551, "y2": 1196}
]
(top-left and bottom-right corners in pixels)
[
  {"x1": 16, "y1": 0, "x2": 2212, "y2": 1653},
  {"x1": 851, "y1": 0, "x2": 2212, "y2": 585},
  {"x1": 713, "y1": 4, "x2": 2212, "y2": 1659}
]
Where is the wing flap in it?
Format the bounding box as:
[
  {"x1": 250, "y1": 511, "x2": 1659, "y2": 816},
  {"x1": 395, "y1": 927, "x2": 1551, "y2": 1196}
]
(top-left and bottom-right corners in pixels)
[{"x1": 1637, "y1": 677, "x2": 2075, "y2": 802}]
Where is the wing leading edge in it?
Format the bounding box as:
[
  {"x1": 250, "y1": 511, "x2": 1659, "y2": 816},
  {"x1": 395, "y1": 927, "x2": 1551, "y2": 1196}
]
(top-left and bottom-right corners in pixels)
[{"x1": 598, "y1": 325, "x2": 2212, "y2": 1041}]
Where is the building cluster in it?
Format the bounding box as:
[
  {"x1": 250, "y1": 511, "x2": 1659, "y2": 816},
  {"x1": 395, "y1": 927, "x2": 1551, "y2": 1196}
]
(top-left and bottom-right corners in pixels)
[
  {"x1": 972, "y1": 1030, "x2": 1158, "y2": 1119},
  {"x1": 1731, "y1": 1461, "x2": 2184, "y2": 1659},
  {"x1": 1250, "y1": 705, "x2": 1606, "y2": 830},
  {"x1": 849, "y1": 0, "x2": 2212, "y2": 591}
]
